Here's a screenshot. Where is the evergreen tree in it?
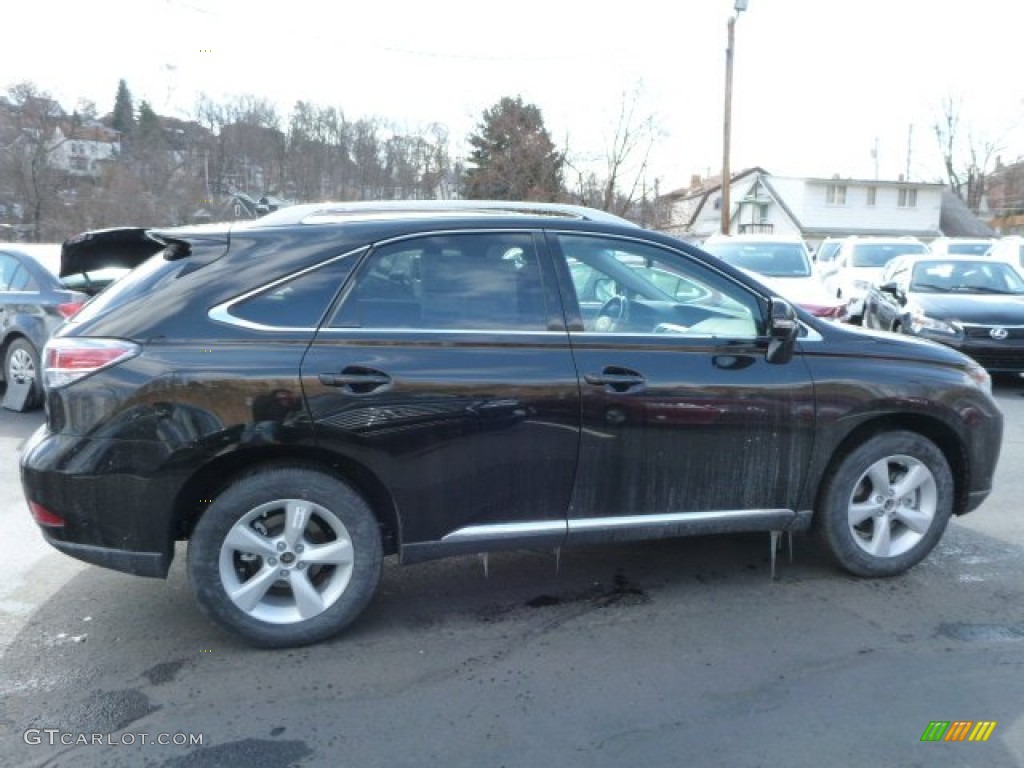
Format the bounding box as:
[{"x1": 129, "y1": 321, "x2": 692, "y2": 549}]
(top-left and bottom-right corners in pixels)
[
  {"x1": 112, "y1": 79, "x2": 135, "y2": 136},
  {"x1": 464, "y1": 96, "x2": 563, "y2": 201},
  {"x1": 137, "y1": 100, "x2": 161, "y2": 141}
]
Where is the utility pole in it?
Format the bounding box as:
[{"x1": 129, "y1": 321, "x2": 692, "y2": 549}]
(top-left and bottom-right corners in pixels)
[
  {"x1": 906, "y1": 124, "x2": 913, "y2": 181},
  {"x1": 721, "y1": 0, "x2": 748, "y2": 234}
]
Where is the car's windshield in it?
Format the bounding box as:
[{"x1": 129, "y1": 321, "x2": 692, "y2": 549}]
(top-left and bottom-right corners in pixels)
[
  {"x1": 910, "y1": 260, "x2": 1024, "y2": 294},
  {"x1": 703, "y1": 242, "x2": 811, "y2": 277},
  {"x1": 851, "y1": 242, "x2": 926, "y2": 267}
]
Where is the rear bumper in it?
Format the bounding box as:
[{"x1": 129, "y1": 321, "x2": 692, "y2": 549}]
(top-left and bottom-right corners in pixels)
[
  {"x1": 39, "y1": 533, "x2": 171, "y2": 577},
  {"x1": 965, "y1": 488, "x2": 993, "y2": 515},
  {"x1": 20, "y1": 427, "x2": 179, "y2": 578}
]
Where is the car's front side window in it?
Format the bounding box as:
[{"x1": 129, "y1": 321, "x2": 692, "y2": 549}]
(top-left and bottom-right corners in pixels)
[
  {"x1": 330, "y1": 232, "x2": 547, "y2": 331},
  {"x1": 554, "y1": 234, "x2": 763, "y2": 337}
]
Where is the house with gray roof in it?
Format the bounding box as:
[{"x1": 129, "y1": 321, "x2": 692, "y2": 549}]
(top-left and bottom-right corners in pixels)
[{"x1": 661, "y1": 169, "x2": 992, "y2": 248}]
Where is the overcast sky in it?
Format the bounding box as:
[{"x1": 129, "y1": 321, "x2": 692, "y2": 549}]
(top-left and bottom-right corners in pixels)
[{"x1": 4, "y1": 0, "x2": 1021, "y2": 192}]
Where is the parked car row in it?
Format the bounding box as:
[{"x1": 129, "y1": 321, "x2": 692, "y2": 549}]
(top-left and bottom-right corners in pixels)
[
  {"x1": 1, "y1": 244, "x2": 89, "y2": 411},
  {"x1": 697, "y1": 233, "x2": 1024, "y2": 375},
  {"x1": 19, "y1": 201, "x2": 1003, "y2": 647},
  {"x1": 700, "y1": 234, "x2": 847, "y2": 320},
  {"x1": 862, "y1": 254, "x2": 1024, "y2": 375},
  {"x1": 0, "y1": 229, "x2": 164, "y2": 411}
]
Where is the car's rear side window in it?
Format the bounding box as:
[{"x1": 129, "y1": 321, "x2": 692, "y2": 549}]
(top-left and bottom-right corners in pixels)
[
  {"x1": 229, "y1": 254, "x2": 360, "y2": 328},
  {"x1": 329, "y1": 233, "x2": 547, "y2": 331},
  {"x1": 8, "y1": 264, "x2": 38, "y2": 291},
  {"x1": 0, "y1": 253, "x2": 18, "y2": 290}
]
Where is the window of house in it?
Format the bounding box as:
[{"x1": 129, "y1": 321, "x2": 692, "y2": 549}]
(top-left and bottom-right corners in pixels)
[
  {"x1": 826, "y1": 184, "x2": 847, "y2": 205},
  {"x1": 898, "y1": 188, "x2": 918, "y2": 208},
  {"x1": 866, "y1": 187, "x2": 877, "y2": 206}
]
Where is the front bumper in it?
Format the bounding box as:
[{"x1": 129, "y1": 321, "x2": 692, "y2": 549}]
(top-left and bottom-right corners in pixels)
[{"x1": 911, "y1": 333, "x2": 1024, "y2": 373}]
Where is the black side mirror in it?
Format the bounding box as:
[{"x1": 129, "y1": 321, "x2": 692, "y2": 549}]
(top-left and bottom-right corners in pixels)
[
  {"x1": 879, "y1": 281, "x2": 906, "y2": 305},
  {"x1": 766, "y1": 297, "x2": 799, "y2": 365}
]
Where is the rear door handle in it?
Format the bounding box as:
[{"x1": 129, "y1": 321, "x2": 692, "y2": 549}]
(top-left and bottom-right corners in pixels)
[
  {"x1": 584, "y1": 368, "x2": 646, "y2": 394},
  {"x1": 318, "y1": 367, "x2": 392, "y2": 394}
]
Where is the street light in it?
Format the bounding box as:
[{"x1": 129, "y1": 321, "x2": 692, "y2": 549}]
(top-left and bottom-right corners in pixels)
[{"x1": 721, "y1": 0, "x2": 748, "y2": 234}]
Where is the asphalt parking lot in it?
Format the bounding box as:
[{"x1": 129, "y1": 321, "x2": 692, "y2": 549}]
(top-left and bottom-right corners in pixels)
[{"x1": 2, "y1": 377, "x2": 1023, "y2": 768}]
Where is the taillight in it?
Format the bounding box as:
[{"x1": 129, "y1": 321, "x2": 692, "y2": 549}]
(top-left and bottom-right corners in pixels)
[
  {"x1": 57, "y1": 302, "x2": 84, "y2": 319},
  {"x1": 43, "y1": 338, "x2": 141, "y2": 389},
  {"x1": 29, "y1": 501, "x2": 65, "y2": 527},
  {"x1": 801, "y1": 303, "x2": 846, "y2": 319}
]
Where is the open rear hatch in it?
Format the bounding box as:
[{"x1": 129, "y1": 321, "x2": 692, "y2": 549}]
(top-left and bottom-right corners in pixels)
[{"x1": 60, "y1": 227, "x2": 167, "y2": 295}]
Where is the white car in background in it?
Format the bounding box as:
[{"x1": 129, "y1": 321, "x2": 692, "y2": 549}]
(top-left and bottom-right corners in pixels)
[
  {"x1": 823, "y1": 236, "x2": 929, "y2": 323},
  {"x1": 812, "y1": 237, "x2": 844, "y2": 279},
  {"x1": 986, "y1": 236, "x2": 1024, "y2": 276},
  {"x1": 927, "y1": 237, "x2": 996, "y2": 257},
  {"x1": 701, "y1": 234, "x2": 846, "y2": 320}
]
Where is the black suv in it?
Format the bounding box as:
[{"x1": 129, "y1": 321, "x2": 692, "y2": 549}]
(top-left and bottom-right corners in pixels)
[{"x1": 20, "y1": 201, "x2": 1003, "y2": 648}]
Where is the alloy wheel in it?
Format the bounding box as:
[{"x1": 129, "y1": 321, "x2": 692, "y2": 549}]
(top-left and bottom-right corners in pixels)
[
  {"x1": 846, "y1": 454, "x2": 938, "y2": 558},
  {"x1": 218, "y1": 498, "x2": 355, "y2": 624}
]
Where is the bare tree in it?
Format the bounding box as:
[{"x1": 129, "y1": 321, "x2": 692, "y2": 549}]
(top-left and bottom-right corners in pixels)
[
  {"x1": 933, "y1": 94, "x2": 1005, "y2": 213},
  {"x1": 0, "y1": 82, "x2": 68, "y2": 241},
  {"x1": 601, "y1": 85, "x2": 661, "y2": 216},
  {"x1": 195, "y1": 94, "x2": 284, "y2": 197},
  {"x1": 563, "y1": 84, "x2": 668, "y2": 225}
]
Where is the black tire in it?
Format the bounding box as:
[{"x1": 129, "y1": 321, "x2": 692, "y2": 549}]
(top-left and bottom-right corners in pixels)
[
  {"x1": 813, "y1": 431, "x2": 953, "y2": 577},
  {"x1": 4, "y1": 337, "x2": 42, "y2": 411},
  {"x1": 188, "y1": 465, "x2": 383, "y2": 648}
]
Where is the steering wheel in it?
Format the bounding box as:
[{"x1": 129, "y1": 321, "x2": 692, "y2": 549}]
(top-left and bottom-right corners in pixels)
[{"x1": 594, "y1": 295, "x2": 630, "y2": 332}]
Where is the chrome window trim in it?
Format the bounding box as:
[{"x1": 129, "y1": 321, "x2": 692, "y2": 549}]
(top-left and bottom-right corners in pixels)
[
  {"x1": 315, "y1": 327, "x2": 566, "y2": 337},
  {"x1": 208, "y1": 245, "x2": 368, "y2": 332},
  {"x1": 570, "y1": 330, "x2": 760, "y2": 341},
  {"x1": 207, "y1": 227, "x2": 793, "y2": 338}
]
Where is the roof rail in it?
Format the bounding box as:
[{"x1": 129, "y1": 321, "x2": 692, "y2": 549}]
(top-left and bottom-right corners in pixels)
[{"x1": 250, "y1": 200, "x2": 640, "y2": 228}]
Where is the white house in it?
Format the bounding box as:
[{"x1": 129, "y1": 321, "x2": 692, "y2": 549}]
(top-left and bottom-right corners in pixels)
[
  {"x1": 663, "y1": 169, "x2": 963, "y2": 249},
  {"x1": 48, "y1": 123, "x2": 121, "y2": 177}
]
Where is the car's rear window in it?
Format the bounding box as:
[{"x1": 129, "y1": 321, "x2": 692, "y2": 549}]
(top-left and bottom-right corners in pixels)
[
  {"x1": 704, "y1": 242, "x2": 811, "y2": 277},
  {"x1": 851, "y1": 242, "x2": 927, "y2": 267},
  {"x1": 946, "y1": 242, "x2": 991, "y2": 255},
  {"x1": 70, "y1": 249, "x2": 198, "y2": 324}
]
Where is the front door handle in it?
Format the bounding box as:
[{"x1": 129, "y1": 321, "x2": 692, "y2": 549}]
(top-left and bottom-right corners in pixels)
[
  {"x1": 584, "y1": 367, "x2": 646, "y2": 394},
  {"x1": 318, "y1": 367, "x2": 392, "y2": 394}
]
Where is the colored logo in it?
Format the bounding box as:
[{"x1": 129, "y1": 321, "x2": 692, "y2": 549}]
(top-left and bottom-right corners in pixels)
[{"x1": 921, "y1": 721, "x2": 997, "y2": 742}]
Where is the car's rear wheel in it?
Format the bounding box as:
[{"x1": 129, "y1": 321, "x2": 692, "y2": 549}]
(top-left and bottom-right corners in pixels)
[
  {"x1": 814, "y1": 431, "x2": 953, "y2": 577},
  {"x1": 4, "y1": 337, "x2": 42, "y2": 410},
  {"x1": 188, "y1": 465, "x2": 383, "y2": 648}
]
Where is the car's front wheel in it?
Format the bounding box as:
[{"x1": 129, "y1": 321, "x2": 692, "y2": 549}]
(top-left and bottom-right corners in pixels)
[
  {"x1": 814, "y1": 431, "x2": 953, "y2": 577},
  {"x1": 188, "y1": 465, "x2": 383, "y2": 648}
]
